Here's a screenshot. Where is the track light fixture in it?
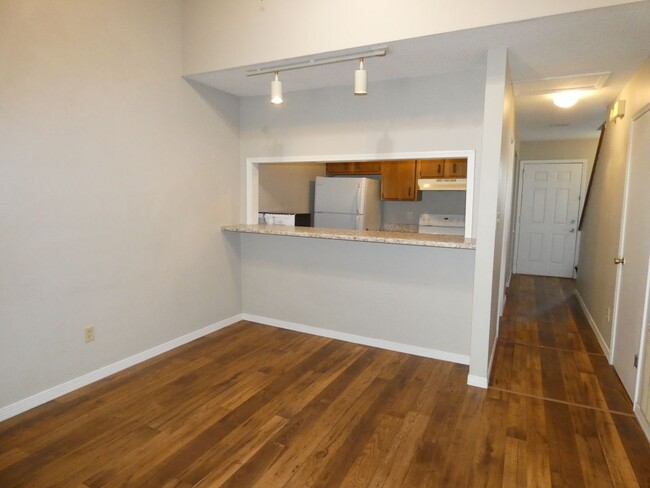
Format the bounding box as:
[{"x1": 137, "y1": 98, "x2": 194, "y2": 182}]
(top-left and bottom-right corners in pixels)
[
  {"x1": 270, "y1": 72, "x2": 283, "y2": 105},
  {"x1": 248, "y1": 47, "x2": 387, "y2": 103},
  {"x1": 354, "y1": 58, "x2": 367, "y2": 96}
]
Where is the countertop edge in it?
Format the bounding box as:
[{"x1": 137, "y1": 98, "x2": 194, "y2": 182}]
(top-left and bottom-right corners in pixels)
[{"x1": 221, "y1": 224, "x2": 476, "y2": 250}]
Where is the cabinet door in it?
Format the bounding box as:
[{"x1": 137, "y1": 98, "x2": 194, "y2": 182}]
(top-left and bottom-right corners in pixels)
[
  {"x1": 326, "y1": 163, "x2": 352, "y2": 175},
  {"x1": 326, "y1": 162, "x2": 381, "y2": 175},
  {"x1": 381, "y1": 160, "x2": 418, "y2": 201},
  {"x1": 418, "y1": 160, "x2": 445, "y2": 178},
  {"x1": 443, "y1": 159, "x2": 467, "y2": 178},
  {"x1": 353, "y1": 162, "x2": 382, "y2": 174}
]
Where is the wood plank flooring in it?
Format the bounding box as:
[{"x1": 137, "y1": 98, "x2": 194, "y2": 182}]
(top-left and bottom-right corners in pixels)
[{"x1": 1, "y1": 274, "x2": 649, "y2": 486}]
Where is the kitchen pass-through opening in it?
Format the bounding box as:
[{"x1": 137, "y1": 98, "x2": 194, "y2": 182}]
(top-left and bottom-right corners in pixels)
[{"x1": 246, "y1": 150, "x2": 476, "y2": 239}]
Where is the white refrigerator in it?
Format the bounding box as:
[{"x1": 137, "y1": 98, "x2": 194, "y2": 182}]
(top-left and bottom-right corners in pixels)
[{"x1": 313, "y1": 176, "x2": 381, "y2": 231}]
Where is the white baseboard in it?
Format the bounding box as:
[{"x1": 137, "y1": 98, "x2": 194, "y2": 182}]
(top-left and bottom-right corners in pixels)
[
  {"x1": 466, "y1": 329, "x2": 499, "y2": 390},
  {"x1": 486, "y1": 330, "x2": 500, "y2": 385},
  {"x1": 0, "y1": 314, "x2": 243, "y2": 423},
  {"x1": 573, "y1": 290, "x2": 612, "y2": 360},
  {"x1": 467, "y1": 375, "x2": 488, "y2": 388},
  {"x1": 242, "y1": 314, "x2": 470, "y2": 365},
  {"x1": 634, "y1": 404, "x2": 650, "y2": 444}
]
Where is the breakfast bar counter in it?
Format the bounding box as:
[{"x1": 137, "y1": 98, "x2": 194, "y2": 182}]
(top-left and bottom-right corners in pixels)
[{"x1": 221, "y1": 224, "x2": 476, "y2": 250}]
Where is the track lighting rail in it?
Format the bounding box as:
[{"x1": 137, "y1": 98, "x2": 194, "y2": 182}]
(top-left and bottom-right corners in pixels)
[{"x1": 246, "y1": 47, "x2": 387, "y2": 76}]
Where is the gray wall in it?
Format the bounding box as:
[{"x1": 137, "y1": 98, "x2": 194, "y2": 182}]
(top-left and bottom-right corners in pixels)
[
  {"x1": 0, "y1": 1, "x2": 242, "y2": 409},
  {"x1": 241, "y1": 69, "x2": 486, "y2": 235},
  {"x1": 239, "y1": 69, "x2": 485, "y2": 359},
  {"x1": 241, "y1": 235, "x2": 475, "y2": 357}
]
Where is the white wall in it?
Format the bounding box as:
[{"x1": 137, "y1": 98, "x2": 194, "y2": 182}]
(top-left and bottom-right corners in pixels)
[
  {"x1": 0, "y1": 1, "x2": 241, "y2": 411},
  {"x1": 241, "y1": 235, "x2": 475, "y2": 360},
  {"x1": 577, "y1": 58, "x2": 650, "y2": 349},
  {"x1": 181, "y1": 0, "x2": 635, "y2": 74},
  {"x1": 469, "y1": 49, "x2": 516, "y2": 386}
]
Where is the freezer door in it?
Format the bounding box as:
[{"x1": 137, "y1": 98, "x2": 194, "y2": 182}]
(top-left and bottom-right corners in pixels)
[
  {"x1": 314, "y1": 177, "x2": 366, "y2": 215},
  {"x1": 314, "y1": 212, "x2": 364, "y2": 230}
]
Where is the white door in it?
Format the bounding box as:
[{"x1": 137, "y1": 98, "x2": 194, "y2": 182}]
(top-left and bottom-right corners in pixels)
[
  {"x1": 516, "y1": 162, "x2": 583, "y2": 278},
  {"x1": 613, "y1": 108, "x2": 650, "y2": 398}
]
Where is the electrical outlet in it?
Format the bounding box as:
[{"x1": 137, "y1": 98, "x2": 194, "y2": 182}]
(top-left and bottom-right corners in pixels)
[
  {"x1": 84, "y1": 326, "x2": 95, "y2": 343},
  {"x1": 607, "y1": 307, "x2": 611, "y2": 323}
]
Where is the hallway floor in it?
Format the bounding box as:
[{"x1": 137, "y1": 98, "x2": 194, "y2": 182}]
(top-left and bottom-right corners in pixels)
[
  {"x1": 490, "y1": 274, "x2": 649, "y2": 486},
  {"x1": 0, "y1": 275, "x2": 648, "y2": 486}
]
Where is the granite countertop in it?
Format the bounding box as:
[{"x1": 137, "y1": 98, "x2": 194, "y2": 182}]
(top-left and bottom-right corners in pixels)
[{"x1": 221, "y1": 224, "x2": 476, "y2": 250}]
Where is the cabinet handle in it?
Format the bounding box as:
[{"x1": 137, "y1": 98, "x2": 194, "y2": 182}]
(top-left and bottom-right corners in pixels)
[
  {"x1": 453, "y1": 163, "x2": 457, "y2": 173},
  {"x1": 438, "y1": 164, "x2": 441, "y2": 173}
]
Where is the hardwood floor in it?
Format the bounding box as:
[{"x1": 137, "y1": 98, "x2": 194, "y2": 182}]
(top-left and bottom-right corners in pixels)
[{"x1": 1, "y1": 275, "x2": 649, "y2": 486}]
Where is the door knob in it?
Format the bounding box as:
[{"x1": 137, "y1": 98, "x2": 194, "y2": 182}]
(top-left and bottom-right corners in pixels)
[
  {"x1": 569, "y1": 228, "x2": 575, "y2": 233},
  {"x1": 614, "y1": 257, "x2": 625, "y2": 265}
]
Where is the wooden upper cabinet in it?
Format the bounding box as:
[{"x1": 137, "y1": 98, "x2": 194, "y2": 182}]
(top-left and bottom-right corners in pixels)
[
  {"x1": 417, "y1": 158, "x2": 468, "y2": 179},
  {"x1": 354, "y1": 162, "x2": 382, "y2": 174},
  {"x1": 326, "y1": 162, "x2": 381, "y2": 175},
  {"x1": 325, "y1": 162, "x2": 352, "y2": 175},
  {"x1": 418, "y1": 160, "x2": 445, "y2": 178},
  {"x1": 381, "y1": 160, "x2": 419, "y2": 201},
  {"x1": 444, "y1": 158, "x2": 467, "y2": 178}
]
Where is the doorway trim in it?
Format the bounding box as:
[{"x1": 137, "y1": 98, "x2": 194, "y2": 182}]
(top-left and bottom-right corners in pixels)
[{"x1": 513, "y1": 159, "x2": 588, "y2": 278}]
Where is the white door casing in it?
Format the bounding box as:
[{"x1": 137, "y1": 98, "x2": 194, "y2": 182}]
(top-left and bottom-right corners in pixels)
[
  {"x1": 636, "y1": 257, "x2": 650, "y2": 435},
  {"x1": 612, "y1": 107, "x2": 650, "y2": 398},
  {"x1": 515, "y1": 161, "x2": 583, "y2": 278}
]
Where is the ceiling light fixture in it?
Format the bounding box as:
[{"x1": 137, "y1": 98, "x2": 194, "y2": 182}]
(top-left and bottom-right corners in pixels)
[
  {"x1": 248, "y1": 47, "x2": 387, "y2": 101},
  {"x1": 553, "y1": 91, "x2": 582, "y2": 108},
  {"x1": 270, "y1": 72, "x2": 283, "y2": 105},
  {"x1": 354, "y1": 58, "x2": 367, "y2": 96}
]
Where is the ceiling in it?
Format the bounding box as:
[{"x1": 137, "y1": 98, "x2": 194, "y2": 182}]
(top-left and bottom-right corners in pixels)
[{"x1": 188, "y1": 2, "x2": 650, "y2": 141}]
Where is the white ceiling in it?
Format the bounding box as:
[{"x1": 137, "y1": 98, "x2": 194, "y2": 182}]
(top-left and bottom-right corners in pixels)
[{"x1": 188, "y1": 3, "x2": 650, "y2": 141}]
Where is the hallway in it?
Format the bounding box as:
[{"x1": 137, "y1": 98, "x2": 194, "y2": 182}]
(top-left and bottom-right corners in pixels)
[{"x1": 490, "y1": 274, "x2": 649, "y2": 486}]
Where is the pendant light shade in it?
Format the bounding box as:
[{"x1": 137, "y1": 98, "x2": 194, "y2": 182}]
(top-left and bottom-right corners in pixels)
[
  {"x1": 271, "y1": 72, "x2": 283, "y2": 105},
  {"x1": 354, "y1": 58, "x2": 367, "y2": 96}
]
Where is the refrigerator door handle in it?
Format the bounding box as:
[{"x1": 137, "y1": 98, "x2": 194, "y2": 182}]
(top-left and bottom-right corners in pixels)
[{"x1": 356, "y1": 184, "x2": 362, "y2": 214}]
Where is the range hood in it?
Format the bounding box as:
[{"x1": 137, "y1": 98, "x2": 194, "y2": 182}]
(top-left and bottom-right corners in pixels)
[{"x1": 418, "y1": 178, "x2": 467, "y2": 191}]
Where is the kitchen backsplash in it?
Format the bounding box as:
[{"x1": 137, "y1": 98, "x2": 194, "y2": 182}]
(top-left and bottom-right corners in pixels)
[{"x1": 381, "y1": 191, "x2": 466, "y2": 225}]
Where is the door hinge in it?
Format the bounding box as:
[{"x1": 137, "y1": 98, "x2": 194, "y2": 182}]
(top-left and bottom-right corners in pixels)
[{"x1": 634, "y1": 354, "x2": 639, "y2": 368}]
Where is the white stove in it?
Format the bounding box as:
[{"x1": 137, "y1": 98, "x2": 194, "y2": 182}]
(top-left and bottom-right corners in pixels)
[{"x1": 418, "y1": 213, "x2": 465, "y2": 236}]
